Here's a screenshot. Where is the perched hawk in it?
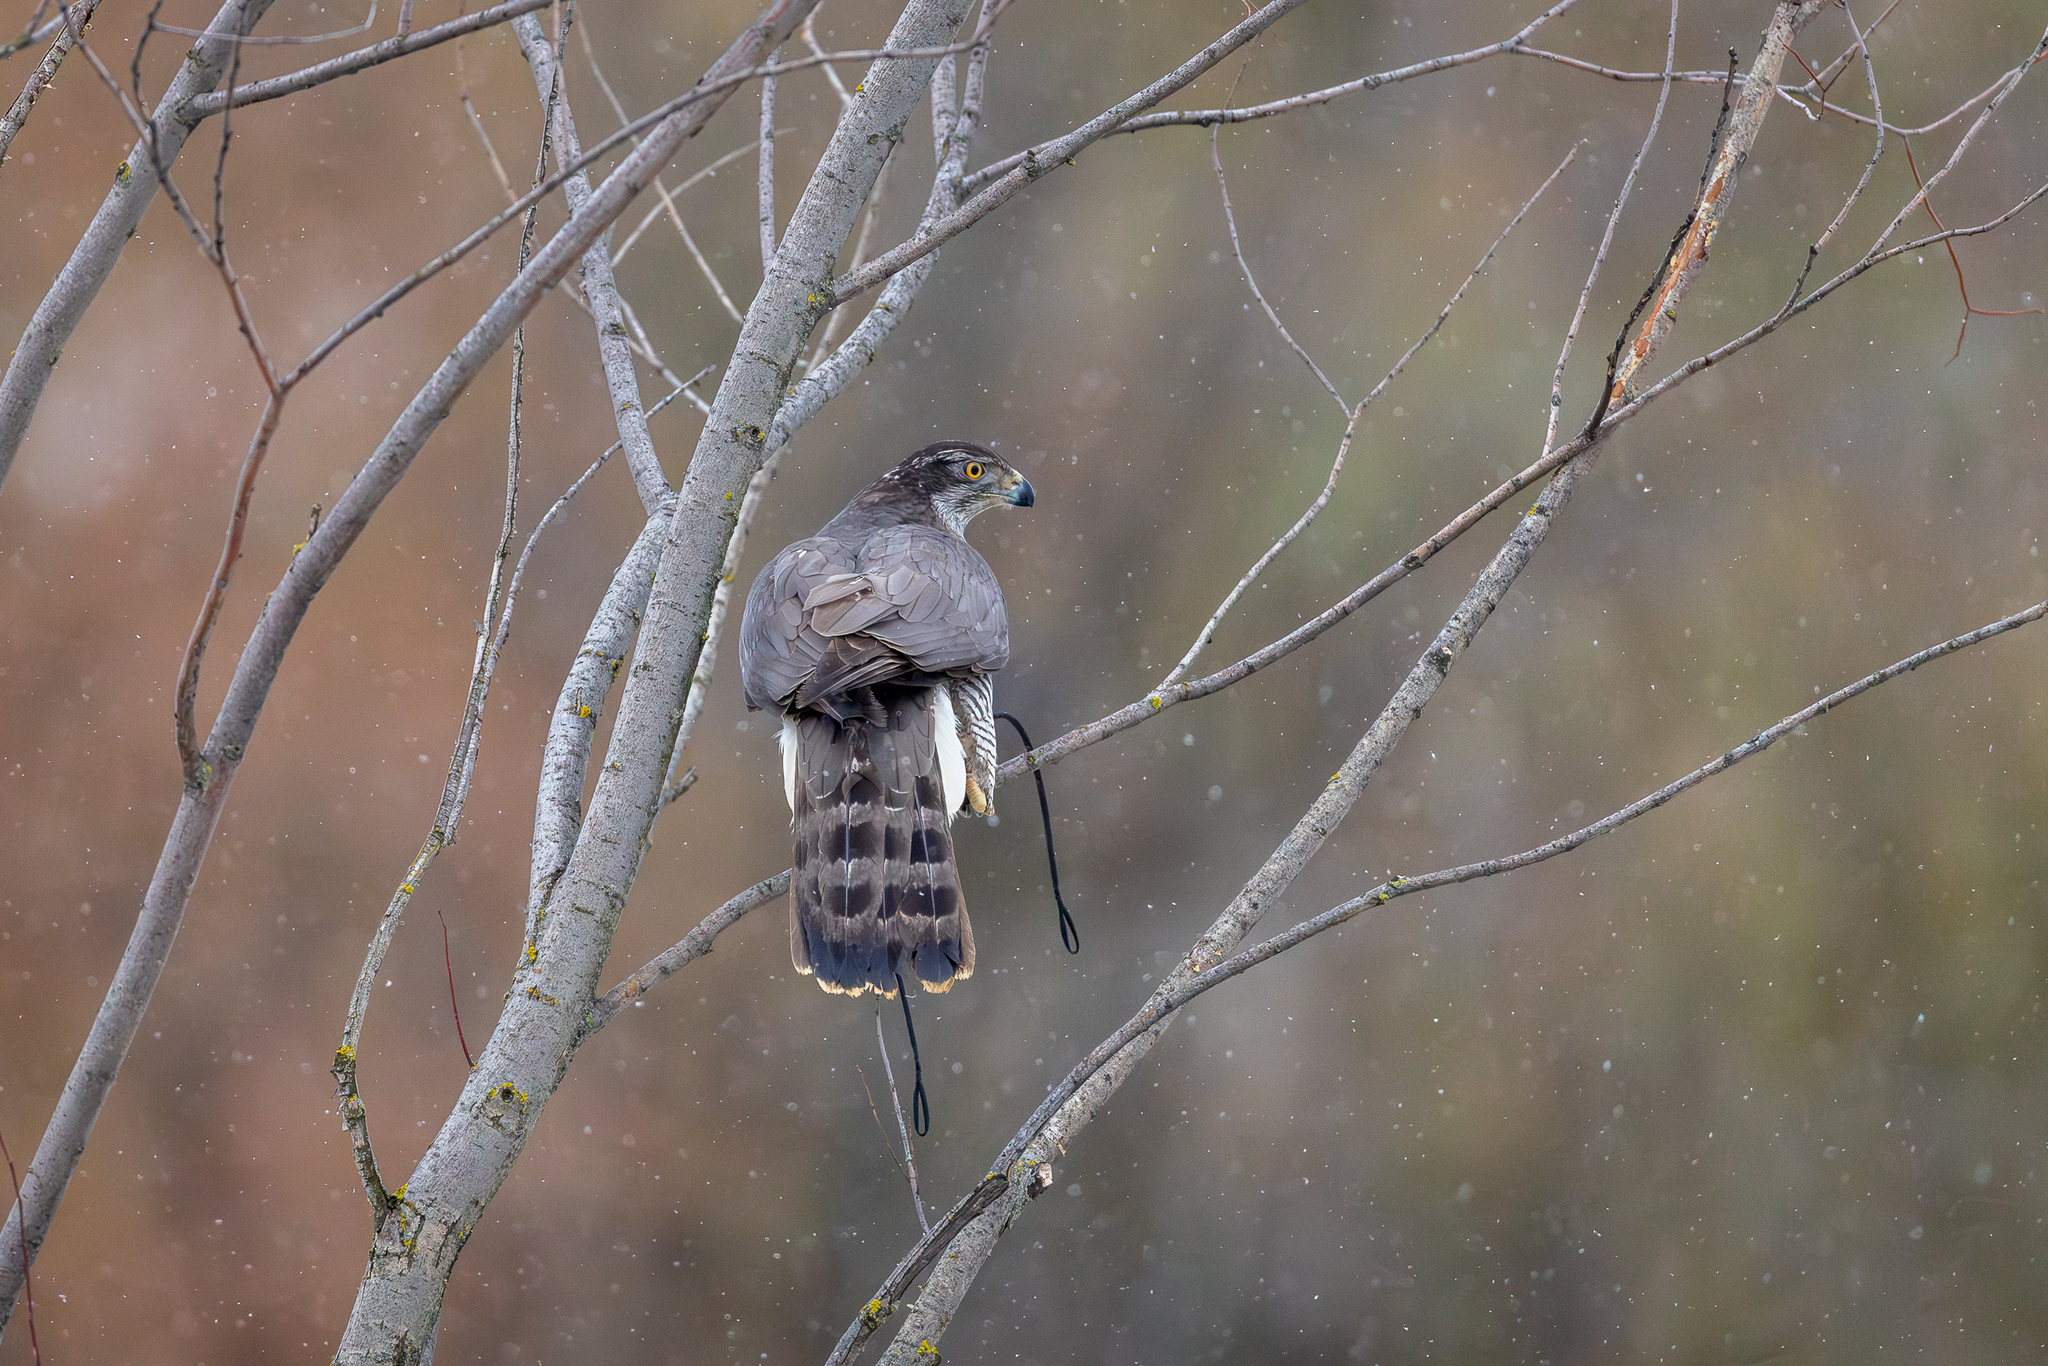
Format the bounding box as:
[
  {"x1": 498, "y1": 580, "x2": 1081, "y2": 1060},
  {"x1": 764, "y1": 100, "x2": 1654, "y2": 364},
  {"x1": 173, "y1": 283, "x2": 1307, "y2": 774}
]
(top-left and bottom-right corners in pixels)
[{"x1": 738, "y1": 442, "x2": 1034, "y2": 998}]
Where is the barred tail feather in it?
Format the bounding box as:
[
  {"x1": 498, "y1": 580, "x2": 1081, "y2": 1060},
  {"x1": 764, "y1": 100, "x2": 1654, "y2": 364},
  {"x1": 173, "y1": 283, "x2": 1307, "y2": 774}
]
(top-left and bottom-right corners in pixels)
[
  {"x1": 791, "y1": 769, "x2": 887, "y2": 992},
  {"x1": 791, "y1": 736, "x2": 974, "y2": 997},
  {"x1": 884, "y1": 773, "x2": 974, "y2": 992}
]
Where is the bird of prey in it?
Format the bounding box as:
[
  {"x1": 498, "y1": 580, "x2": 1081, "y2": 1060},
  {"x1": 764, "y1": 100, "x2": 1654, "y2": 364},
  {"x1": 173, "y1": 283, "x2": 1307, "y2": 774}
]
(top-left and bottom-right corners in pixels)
[{"x1": 738, "y1": 441, "x2": 1034, "y2": 999}]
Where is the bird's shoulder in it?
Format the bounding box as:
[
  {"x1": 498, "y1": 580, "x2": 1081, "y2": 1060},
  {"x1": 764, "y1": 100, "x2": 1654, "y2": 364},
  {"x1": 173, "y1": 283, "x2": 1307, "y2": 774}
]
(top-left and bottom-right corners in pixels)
[
  {"x1": 755, "y1": 534, "x2": 859, "y2": 602},
  {"x1": 855, "y1": 522, "x2": 995, "y2": 585}
]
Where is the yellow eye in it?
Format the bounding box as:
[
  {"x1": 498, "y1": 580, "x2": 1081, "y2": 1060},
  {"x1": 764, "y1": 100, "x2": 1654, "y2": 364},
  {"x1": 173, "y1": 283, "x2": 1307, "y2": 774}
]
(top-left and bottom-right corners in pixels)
[{"x1": 964, "y1": 461, "x2": 984, "y2": 480}]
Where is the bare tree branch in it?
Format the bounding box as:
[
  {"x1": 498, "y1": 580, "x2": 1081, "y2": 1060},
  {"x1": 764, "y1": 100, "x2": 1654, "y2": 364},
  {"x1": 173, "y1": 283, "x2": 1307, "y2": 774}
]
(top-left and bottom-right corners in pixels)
[
  {"x1": 827, "y1": 0, "x2": 1314, "y2": 308},
  {"x1": 0, "y1": 4, "x2": 70, "y2": 63},
  {"x1": 328, "y1": 1, "x2": 978, "y2": 1354},
  {"x1": 1208, "y1": 126, "x2": 1345, "y2": 415},
  {"x1": 514, "y1": 12, "x2": 672, "y2": 512},
  {"x1": 1625, "y1": 176, "x2": 2048, "y2": 427},
  {"x1": 0, "y1": 0, "x2": 275, "y2": 492},
  {"x1": 0, "y1": 0, "x2": 820, "y2": 1335},
  {"x1": 181, "y1": 0, "x2": 551, "y2": 116},
  {"x1": 842, "y1": 10, "x2": 1821, "y2": 1358},
  {"x1": 960, "y1": 0, "x2": 1581, "y2": 194},
  {"x1": 588, "y1": 873, "x2": 788, "y2": 1031},
  {"x1": 1543, "y1": 20, "x2": 1695, "y2": 457},
  {"x1": 805, "y1": 6, "x2": 856, "y2": 113},
  {"x1": 5, "y1": 0, "x2": 2036, "y2": 1354},
  {"x1": 1161, "y1": 142, "x2": 1576, "y2": 691},
  {"x1": 0, "y1": 0, "x2": 99, "y2": 162},
  {"x1": 1859, "y1": 25, "x2": 2047, "y2": 268},
  {"x1": 149, "y1": 0, "x2": 376, "y2": 44},
  {"x1": 1784, "y1": 1, "x2": 1886, "y2": 308},
  {"x1": 1035, "y1": 597, "x2": 2048, "y2": 1127},
  {"x1": 873, "y1": 1010, "x2": 930, "y2": 1236}
]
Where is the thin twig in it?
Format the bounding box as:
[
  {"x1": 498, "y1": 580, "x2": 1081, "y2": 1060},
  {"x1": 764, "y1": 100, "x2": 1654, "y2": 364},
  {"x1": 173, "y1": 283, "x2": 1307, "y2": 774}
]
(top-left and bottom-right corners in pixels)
[
  {"x1": 0, "y1": 0, "x2": 99, "y2": 164},
  {"x1": 0, "y1": 2, "x2": 65, "y2": 63},
  {"x1": 1209, "y1": 123, "x2": 1344, "y2": 414},
  {"x1": 615, "y1": 292, "x2": 704, "y2": 406},
  {"x1": 456, "y1": 32, "x2": 517, "y2": 200},
  {"x1": 1162, "y1": 142, "x2": 1578, "y2": 690},
  {"x1": 506, "y1": 372, "x2": 705, "y2": 660},
  {"x1": 174, "y1": 393, "x2": 281, "y2": 785},
  {"x1": 1790, "y1": 23, "x2": 2048, "y2": 332},
  {"x1": 804, "y1": 7, "x2": 855, "y2": 112},
  {"x1": 515, "y1": 11, "x2": 672, "y2": 511},
  {"x1": 1784, "y1": 0, "x2": 1901, "y2": 93},
  {"x1": 875, "y1": 1011, "x2": 931, "y2": 1236},
  {"x1": 587, "y1": 871, "x2": 791, "y2": 1031},
  {"x1": 0, "y1": 1126, "x2": 39, "y2": 1366},
  {"x1": 1903, "y1": 136, "x2": 2043, "y2": 362},
  {"x1": 1785, "y1": 1, "x2": 1886, "y2": 309},
  {"x1": 1515, "y1": 23, "x2": 2022, "y2": 143},
  {"x1": 855, "y1": 1065, "x2": 911, "y2": 1185},
  {"x1": 665, "y1": 450, "x2": 775, "y2": 796},
  {"x1": 572, "y1": 6, "x2": 627, "y2": 117},
  {"x1": 1544, "y1": 7, "x2": 1682, "y2": 457},
  {"x1": 611, "y1": 138, "x2": 765, "y2": 266},
  {"x1": 829, "y1": 0, "x2": 1317, "y2": 308},
  {"x1": 557, "y1": 13, "x2": 756, "y2": 326},
  {"x1": 959, "y1": 0, "x2": 1582, "y2": 195},
  {"x1": 185, "y1": 0, "x2": 552, "y2": 115},
  {"x1": 799, "y1": 148, "x2": 893, "y2": 372},
  {"x1": 796, "y1": 10, "x2": 965, "y2": 377},
  {"x1": 673, "y1": 189, "x2": 747, "y2": 322},
  {"x1": 1626, "y1": 180, "x2": 2048, "y2": 426},
  {"x1": 152, "y1": 0, "x2": 373, "y2": 43},
  {"x1": 209, "y1": 12, "x2": 245, "y2": 307}
]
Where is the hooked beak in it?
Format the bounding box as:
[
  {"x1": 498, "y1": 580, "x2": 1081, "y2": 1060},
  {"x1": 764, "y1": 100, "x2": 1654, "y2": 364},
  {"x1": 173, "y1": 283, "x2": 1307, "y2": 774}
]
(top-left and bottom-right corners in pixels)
[{"x1": 1001, "y1": 474, "x2": 1035, "y2": 508}]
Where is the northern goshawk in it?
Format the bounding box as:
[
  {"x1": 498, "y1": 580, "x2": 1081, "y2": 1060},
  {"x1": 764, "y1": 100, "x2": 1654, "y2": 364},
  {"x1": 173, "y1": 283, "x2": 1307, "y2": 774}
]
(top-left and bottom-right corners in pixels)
[{"x1": 738, "y1": 442, "x2": 1034, "y2": 998}]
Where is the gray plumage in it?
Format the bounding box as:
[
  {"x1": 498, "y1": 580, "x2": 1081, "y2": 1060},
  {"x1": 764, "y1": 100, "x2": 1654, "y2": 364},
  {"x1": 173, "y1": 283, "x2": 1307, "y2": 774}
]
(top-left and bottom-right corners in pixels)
[{"x1": 738, "y1": 441, "x2": 1034, "y2": 998}]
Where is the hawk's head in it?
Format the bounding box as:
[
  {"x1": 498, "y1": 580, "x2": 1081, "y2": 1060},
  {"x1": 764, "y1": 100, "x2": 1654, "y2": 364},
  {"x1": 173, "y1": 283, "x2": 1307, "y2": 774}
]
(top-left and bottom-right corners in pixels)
[{"x1": 875, "y1": 441, "x2": 1035, "y2": 535}]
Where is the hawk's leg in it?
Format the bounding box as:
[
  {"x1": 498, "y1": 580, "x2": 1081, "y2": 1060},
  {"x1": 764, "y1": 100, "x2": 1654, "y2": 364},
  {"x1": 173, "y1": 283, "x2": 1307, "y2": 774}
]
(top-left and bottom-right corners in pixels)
[{"x1": 949, "y1": 674, "x2": 999, "y2": 816}]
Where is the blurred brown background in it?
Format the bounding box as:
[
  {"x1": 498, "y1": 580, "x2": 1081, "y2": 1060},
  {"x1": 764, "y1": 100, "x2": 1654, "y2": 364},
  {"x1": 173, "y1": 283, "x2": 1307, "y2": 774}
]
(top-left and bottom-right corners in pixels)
[{"x1": 2, "y1": 0, "x2": 2045, "y2": 1361}]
